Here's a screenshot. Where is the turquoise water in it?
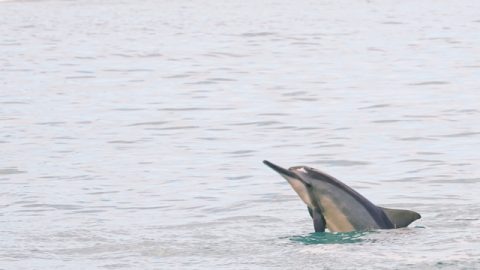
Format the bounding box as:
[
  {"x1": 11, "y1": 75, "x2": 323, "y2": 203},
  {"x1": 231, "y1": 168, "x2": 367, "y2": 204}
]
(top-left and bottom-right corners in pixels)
[
  {"x1": 290, "y1": 231, "x2": 368, "y2": 245},
  {"x1": 1, "y1": 0, "x2": 480, "y2": 269}
]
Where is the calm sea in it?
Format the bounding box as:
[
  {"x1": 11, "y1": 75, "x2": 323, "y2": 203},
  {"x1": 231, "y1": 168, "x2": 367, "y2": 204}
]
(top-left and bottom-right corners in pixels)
[{"x1": 1, "y1": 0, "x2": 480, "y2": 269}]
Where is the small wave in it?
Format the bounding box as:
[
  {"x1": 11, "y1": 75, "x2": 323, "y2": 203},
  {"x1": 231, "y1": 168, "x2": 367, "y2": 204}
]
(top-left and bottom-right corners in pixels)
[
  {"x1": 312, "y1": 159, "x2": 370, "y2": 167},
  {"x1": 241, "y1": 32, "x2": 276, "y2": 37},
  {"x1": 400, "y1": 137, "x2": 437, "y2": 141},
  {"x1": 21, "y1": 204, "x2": 82, "y2": 210},
  {"x1": 108, "y1": 140, "x2": 137, "y2": 144},
  {"x1": 65, "y1": 76, "x2": 96, "y2": 79},
  {"x1": 382, "y1": 21, "x2": 404, "y2": 25},
  {"x1": 0, "y1": 168, "x2": 26, "y2": 175},
  {"x1": 231, "y1": 121, "x2": 281, "y2": 126},
  {"x1": 400, "y1": 159, "x2": 443, "y2": 163},
  {"x1": 439, "y1": 132, "x2": 480, "y2": 138},
  {"x1": 372, "y1": 119, "x2": 404, "y2": 123},
  {"x1": 158, "y1": 107, "x2": 232, "y2": 111},
  {"x1": 128, "y1": 121, "x2": 167, "y2": 126},
  {"x1": 409, "y1": 81, "x2": 450, "y2": 86},
  {"x1": 358, "y1": 104, "x2": 391, "y2": 110}
]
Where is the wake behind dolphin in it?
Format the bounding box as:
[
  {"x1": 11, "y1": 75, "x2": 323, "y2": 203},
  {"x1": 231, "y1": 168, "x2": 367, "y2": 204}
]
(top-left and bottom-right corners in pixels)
[{"x1": 263, "y1": 160, "x2": 421, "y2": 233}]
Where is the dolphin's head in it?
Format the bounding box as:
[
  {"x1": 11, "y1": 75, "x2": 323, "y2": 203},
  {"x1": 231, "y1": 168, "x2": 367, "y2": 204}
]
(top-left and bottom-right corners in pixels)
[
  {"x1": 288, "y1": 165, "x2": 342, "y2": 187},
  {"x1": 263, "y1": 161, "x2": 346, "y2": 207},
  {"x1": 265, "y1": 161, "x2": 338, "y2": 186},
  {"x1": 263, "y1": 160, "x2": 314, "y2": 207}
]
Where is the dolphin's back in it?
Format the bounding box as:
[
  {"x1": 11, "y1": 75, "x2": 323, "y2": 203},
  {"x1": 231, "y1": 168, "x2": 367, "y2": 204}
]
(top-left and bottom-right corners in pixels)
[{"x1": 295, "y1": 167, "x2": 394, "y2": 231}]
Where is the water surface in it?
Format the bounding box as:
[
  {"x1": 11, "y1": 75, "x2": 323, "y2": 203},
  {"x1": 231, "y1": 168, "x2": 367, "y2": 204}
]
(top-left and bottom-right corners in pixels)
[{"x1": 1, "y1": 0, "x2": 480, "y2": 269}]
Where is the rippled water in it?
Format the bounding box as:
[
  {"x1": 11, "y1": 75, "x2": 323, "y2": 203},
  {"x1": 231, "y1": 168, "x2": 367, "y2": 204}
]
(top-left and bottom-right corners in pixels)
[{"x1": 1, "y1": 0, "x2": 480, "y2": 269}]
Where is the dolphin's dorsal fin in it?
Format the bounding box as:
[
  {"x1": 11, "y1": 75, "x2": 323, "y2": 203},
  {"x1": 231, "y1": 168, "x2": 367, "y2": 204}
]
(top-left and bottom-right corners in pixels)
[{"x1": 380, "y1": 207, "x2": 421, "y2": 228}]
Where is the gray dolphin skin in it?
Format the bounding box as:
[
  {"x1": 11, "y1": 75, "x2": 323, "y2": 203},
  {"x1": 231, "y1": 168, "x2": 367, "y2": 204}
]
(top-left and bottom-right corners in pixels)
[{"x1": 263, "y1": 160, "x2": 421, "y2": 232}]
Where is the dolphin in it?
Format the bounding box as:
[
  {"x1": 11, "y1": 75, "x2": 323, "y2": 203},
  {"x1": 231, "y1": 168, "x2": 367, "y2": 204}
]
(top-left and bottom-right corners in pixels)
[{"x1": 263, "y1": 160, "x2": 421, "y2": 232}]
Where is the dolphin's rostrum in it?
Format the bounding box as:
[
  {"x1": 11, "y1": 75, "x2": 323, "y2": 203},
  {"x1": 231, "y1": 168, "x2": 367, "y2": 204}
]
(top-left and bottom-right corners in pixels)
[{"x1": 263, "y1": 160, "x2": 421, "y2": 232}]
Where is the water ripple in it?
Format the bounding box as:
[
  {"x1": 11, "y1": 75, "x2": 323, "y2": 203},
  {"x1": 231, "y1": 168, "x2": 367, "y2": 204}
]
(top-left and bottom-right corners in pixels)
[
  {"x1": 241, "y1": 32, "x2": 276, "y2": 37},
  {"x1": 439, "y1": 132, "x2": 480, "y2": 138},
  {"x1": 409, "y1": 81, "x2": 450, "y2": 86},
  {"x1": 0, "y1": 168, "x2": 26, "y2": 175},
  {"x1": 312, "y1": 160, "x2": 370, "y2": 167},
  {"x1": 128, "y1": 121, "x2": 167, "y2": 126},
  {"x1": 158, "y1": 107, "x2": 232, "y2": 111},
  {"x1": 21, "y1": 204, "x2": 82, "y2": 210}
]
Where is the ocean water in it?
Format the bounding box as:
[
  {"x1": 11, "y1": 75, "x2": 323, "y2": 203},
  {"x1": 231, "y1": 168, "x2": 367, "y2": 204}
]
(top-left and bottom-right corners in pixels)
[{"x1": 1, "y1": 0, "x2": 480, "y2": 269}]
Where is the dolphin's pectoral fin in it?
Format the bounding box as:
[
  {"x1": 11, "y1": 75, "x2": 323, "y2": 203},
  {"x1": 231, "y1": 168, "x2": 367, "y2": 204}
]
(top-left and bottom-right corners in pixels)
[
  {"x1": 308, "y1": 207, "x2": 325, "y2": 232},
  {"x1": 380, "y1": 207, "x2": 421, "y2": 228},
  {"x1": 312, "y1": 209, "x2": 326, "y2": 232}
]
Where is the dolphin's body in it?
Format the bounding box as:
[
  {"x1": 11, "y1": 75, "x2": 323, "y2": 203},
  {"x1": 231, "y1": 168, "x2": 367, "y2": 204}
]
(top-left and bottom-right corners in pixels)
[{"x1": 263, "y1": 160, "x2": 421, "y2": 232}]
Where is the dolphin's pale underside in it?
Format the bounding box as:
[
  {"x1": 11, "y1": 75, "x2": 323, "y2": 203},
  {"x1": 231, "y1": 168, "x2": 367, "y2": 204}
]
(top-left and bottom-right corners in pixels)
[{"x1": 263, "y1": 160, "x2": 421, "y2": 232}]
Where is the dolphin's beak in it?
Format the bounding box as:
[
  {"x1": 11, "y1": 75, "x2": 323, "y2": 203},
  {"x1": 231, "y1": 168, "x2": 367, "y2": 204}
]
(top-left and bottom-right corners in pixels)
[{"x1": 263, "y1": 160, "x2": 298, "y2": 178}]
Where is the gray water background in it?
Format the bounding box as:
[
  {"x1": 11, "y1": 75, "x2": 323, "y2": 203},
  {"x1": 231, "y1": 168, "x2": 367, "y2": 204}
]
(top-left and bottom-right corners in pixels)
[{"x1": 1, "y1": 0, "x2": 480, "y2": 269}]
